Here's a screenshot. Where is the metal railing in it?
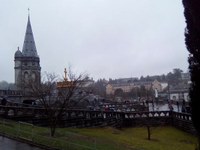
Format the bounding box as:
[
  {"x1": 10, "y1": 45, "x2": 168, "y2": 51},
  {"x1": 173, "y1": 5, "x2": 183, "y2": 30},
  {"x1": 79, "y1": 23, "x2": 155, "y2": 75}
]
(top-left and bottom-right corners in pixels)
[{"x1": 0, "y1": 119, "x2": 97, "y2": 150}]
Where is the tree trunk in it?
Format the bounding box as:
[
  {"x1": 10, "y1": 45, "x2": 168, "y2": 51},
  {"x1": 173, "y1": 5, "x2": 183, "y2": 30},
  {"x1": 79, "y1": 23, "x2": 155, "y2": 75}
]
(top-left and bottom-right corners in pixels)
[
  {"x1": 197, "y1": 136, "x2": 200, "y2": 150},
  {"x1": 49, "y1": 118, "x2": 57, "y2": 137},
  {"x1": 50, "y1": 126, "x2": 56, "y2": 137},
  {"x1": 147, "y1": 126, "x2": 151, "y2": 140}
]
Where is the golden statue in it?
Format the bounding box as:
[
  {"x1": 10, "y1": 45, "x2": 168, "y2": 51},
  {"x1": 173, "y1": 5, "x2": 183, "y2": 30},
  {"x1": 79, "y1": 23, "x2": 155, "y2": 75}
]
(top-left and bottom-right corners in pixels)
[{"x1": 57, "y1": 68, "x2": 74, "y2": 88}]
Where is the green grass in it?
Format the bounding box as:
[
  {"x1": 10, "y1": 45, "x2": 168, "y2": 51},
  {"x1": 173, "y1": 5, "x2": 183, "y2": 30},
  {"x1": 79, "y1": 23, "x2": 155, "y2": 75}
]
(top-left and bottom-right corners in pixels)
[
  {"x1": 63, "y1": 127, "x2": 197, "y2": 150},
  {"x1": 0, "y1": 119, "x2": 197, "y2": 150}
]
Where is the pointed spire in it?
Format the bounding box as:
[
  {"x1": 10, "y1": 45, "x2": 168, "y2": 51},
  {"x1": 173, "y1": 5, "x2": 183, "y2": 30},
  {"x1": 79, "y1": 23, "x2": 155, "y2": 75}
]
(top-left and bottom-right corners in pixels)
[{"x1": 22, "y1": 10, "x2": 38, "y2": 57}]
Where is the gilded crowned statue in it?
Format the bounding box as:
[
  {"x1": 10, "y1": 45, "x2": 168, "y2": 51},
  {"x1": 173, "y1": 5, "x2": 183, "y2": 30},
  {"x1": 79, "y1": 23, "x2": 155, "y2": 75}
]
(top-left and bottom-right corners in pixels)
[{"x1": 57, "y1": 68, "x2": 74, "y2": 89}]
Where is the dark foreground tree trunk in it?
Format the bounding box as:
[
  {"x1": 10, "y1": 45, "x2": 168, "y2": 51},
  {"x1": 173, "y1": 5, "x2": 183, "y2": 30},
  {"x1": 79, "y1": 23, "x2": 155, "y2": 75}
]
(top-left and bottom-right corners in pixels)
[
  {"x1": 182, "y1": 0, "x2": 200, "y2": 149},
  {"x1": 50, "y1": 126, "x2": 56, "y2": 137},
  {"x1": 49, "y1": 116, "x2": 58, "y2": 137}
]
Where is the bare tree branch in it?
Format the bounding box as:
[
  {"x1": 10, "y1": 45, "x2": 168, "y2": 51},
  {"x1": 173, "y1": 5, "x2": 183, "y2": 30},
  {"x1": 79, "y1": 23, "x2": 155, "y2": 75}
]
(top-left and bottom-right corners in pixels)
[{"x1": 26, "y1": 68, "x2": 89, "y2": 136}]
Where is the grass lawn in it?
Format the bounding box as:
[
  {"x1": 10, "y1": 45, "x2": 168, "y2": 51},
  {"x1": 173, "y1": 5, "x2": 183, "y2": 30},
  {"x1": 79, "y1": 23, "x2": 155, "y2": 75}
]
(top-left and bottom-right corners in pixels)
[
  {"x1": 0, "y1": 119, "x2": 197, "y2": 150},
  {"x1": 59, "y1": 126, "x2": 197, "y2": 150}
]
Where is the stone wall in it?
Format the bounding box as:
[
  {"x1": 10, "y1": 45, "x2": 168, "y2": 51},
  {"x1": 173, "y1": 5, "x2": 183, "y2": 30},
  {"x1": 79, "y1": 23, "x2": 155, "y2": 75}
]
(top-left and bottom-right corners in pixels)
[
  {"x1": 0, "y1": 105, "x2": 197, "y2": 135},
  {"x1": 122, "y1": 111, "x2": 197, "y2": 135}
]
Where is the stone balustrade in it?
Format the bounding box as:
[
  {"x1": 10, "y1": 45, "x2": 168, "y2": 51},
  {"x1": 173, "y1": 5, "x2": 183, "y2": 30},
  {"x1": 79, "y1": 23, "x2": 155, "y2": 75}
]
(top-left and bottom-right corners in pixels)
[{"x1": 0, "y1": 105, "x2": 197, "y2": 135}]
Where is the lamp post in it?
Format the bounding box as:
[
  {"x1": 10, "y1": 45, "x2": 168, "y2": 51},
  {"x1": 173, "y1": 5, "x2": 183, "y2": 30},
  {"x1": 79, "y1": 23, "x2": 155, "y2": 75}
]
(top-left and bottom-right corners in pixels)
[
  {"x1": 154, "y1": 88, "x2": 159, "y2": 110},
  {"x1": 168, "y1": 82, "x2": 170, "y2": 101}
]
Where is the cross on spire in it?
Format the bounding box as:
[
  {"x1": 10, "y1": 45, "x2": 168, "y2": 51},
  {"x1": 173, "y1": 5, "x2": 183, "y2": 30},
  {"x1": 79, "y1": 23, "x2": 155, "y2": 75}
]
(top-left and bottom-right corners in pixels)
[
  {"x1": 28, "y1": 8, "x2": 30, "y2": 16},
  {"x1": 28, "y1": 8, "x2": 30, "y2": 20}
]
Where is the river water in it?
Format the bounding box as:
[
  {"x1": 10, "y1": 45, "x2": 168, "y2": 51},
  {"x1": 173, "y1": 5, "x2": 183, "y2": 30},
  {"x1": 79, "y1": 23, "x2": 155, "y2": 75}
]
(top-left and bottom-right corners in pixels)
[{"x1": 0, "y1": 136, "x2": 43, "y2": 150}]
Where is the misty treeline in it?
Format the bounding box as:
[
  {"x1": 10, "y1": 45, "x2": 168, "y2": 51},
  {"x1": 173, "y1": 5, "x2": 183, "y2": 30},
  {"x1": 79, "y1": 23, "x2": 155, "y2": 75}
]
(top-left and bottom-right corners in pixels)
[
  {"x1": 0, "y1": 81, "x2": 15, "y2": 90},
  {"x1": 109, "y1": 68, "x2": 187, "y2": 85},
  {"x1": 90, "y1": 68, "x2": 189, "y2": 97},
  {"x1": 0, "y1": 68, "x2": 188, "y2": 97}
]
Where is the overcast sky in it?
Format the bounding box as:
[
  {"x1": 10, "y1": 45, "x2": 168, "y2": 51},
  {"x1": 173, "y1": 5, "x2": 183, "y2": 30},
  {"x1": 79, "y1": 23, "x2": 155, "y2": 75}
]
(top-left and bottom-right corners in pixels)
[{"x1": 0, "y1": 0, "x2": 188, "y2": 82}]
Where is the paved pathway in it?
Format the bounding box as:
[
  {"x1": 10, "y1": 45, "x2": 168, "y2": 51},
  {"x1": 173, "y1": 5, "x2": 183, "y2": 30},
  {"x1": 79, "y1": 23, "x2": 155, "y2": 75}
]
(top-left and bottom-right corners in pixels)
[{"x1": 0, "y1": 136, "x2": 43, "y2": 150}]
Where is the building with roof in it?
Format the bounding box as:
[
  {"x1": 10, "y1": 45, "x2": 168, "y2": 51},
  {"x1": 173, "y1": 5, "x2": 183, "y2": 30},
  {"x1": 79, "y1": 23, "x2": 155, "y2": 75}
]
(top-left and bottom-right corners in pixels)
[
  {"x1": 168, "y1": 82, "x2": 190, "y2": 102},
  {"x1": 14, "y1": 13, "x2": 41, "y2": 91},
  {"x1": 106, "y1": 79, "x2": 167, "y2": 96}
]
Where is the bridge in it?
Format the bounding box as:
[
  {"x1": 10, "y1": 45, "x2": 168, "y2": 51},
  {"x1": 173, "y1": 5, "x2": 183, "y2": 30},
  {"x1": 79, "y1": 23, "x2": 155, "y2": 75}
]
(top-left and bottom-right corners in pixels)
[
  {"x1": 0, "y1": 90, "x2": 23, "y2": 103},
  {"x1": 0, "y1": 89, "x2": 22, "y2": 97},
  {"x1": 0, "y1": 105, "x2": 196, "y2": 135}
]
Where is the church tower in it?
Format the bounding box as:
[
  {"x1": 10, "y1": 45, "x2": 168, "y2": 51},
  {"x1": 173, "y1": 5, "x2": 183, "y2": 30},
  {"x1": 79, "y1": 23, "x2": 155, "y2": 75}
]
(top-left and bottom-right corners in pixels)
[{"x1": 14, "y1": 13, "x2": 41, "y2": 91}]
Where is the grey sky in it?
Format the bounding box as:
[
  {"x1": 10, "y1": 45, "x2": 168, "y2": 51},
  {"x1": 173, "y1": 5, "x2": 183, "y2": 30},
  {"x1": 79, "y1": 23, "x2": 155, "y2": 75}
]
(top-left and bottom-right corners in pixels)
[{"x1": 0, "y1": 0, "x2": 188, "y2": 82}]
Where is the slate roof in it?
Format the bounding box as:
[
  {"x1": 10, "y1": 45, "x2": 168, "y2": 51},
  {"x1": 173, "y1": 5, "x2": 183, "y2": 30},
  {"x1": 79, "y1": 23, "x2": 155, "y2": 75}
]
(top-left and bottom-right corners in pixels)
[
  {"x1": 22, "y1": 15, "x2": 38, "y2": 58},
  {"x1": 14, "y1": 47, "x2": 23, "y2": 57}
]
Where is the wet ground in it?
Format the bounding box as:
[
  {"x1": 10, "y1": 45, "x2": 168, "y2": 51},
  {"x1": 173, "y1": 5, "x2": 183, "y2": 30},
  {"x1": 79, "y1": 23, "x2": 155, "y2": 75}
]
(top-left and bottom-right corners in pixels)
[{"x1": 0, "y1": 136, "x2": 43, "y2": 150}]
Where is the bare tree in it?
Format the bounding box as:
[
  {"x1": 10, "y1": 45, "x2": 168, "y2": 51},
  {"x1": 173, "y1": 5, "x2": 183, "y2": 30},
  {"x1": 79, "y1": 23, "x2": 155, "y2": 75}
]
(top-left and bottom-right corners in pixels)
[
  {"x1": 28, "y1": 69, "x2": 89, "y2": 137},
  {"x1": 146, "y1": 117, "x2": 154, "y2": 141}
]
